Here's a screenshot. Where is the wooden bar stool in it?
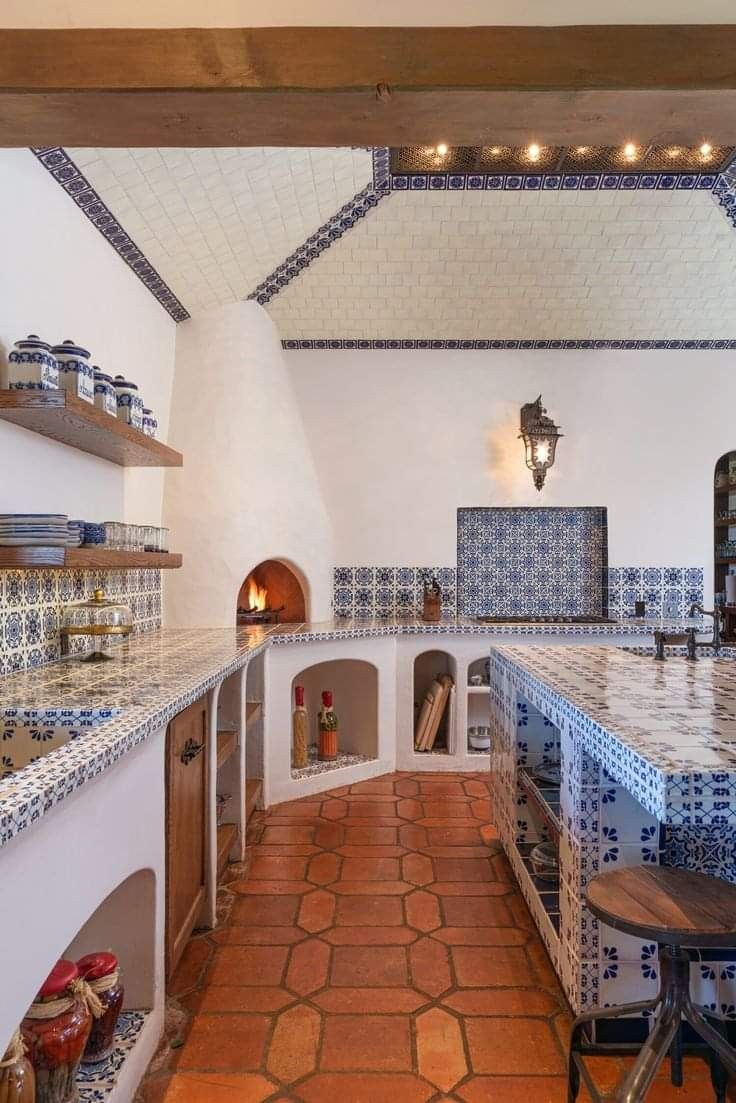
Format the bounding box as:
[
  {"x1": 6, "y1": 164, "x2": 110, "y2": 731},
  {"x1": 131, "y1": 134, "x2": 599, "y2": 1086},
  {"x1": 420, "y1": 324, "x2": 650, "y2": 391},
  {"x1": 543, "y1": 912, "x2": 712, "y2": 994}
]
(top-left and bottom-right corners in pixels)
[{"x1": 568, "y1": 866, "x2": 736, "y2": 1103}]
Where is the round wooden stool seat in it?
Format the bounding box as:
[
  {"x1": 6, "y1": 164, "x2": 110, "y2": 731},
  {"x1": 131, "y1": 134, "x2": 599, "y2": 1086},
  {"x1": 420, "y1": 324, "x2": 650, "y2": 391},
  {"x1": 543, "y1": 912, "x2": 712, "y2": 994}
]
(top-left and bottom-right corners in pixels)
[{"x1": 586, "y1": 866, "x2": 736, "y2": 948}]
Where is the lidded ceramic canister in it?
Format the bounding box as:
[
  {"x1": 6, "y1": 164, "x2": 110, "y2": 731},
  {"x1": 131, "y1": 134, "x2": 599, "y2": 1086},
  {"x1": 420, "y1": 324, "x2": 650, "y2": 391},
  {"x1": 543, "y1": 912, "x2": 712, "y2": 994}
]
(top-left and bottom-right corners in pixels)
[
  {"x1": 77, "y1": 952, "x2": 124, "y2": 1063},
  {"x1": 92, "y1": 368, "x2": 117, "y2": 417},
  {"x1": 50, "y1": 340, "x2": 94, "y2": 404},
  {"x1": 21, "y1": 959, "x2": 92, "y2": 1103},
  {"x1": 112, "y1": 376, "x2": 144, "y2": 430},
  {"x1": 141, "y1": 408, "x2": 158, "y2": 438},
  {"x1": 7, "y1": 335, "x2": 59, "y2": 391}
]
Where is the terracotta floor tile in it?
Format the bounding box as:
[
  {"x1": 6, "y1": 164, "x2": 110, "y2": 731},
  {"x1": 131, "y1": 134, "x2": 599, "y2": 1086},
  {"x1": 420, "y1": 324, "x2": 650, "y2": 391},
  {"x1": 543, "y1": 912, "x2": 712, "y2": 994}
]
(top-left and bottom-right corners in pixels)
[
  {"x1": 248, "y1": 855, "x2": 308, "y2": 880},
  {"x1": 295, "y1": 1072, "x2": 435, "y2": 1103},
  {"x1": 443, "y1": 988, "x2": 561, "y2": 1015},
  {"x1": 470, "y1": 798, "x2": 492, "y2": 820},
  {"x1": 307, "y1": 852, "x2": 341, "y2": 885},
  {"x1": 266, "y1": 1003, "x2": 321, "y2": 1082},
  {"x1": 298, "y1": 888, "x2": 336, "y2": 931},
  {"x1": 211, "y1": 926, "x2": 305, "y2": 946},
  {"x1": 337, "y1": 844, "x2": 406, "y2": 857},
  {"x1": 271, "y1": 801, "x2": 322, "y2": 817},
  {"x1": 261, "y1": 825, "x2": 315, "y2": 844},
  {"x1": 464, "y1": 1018, "x2": 566, "y2": 1075},
  {"x1": 193, "y1": 986, "x2": 295, "y2": 1013},
  {"x1": 423, "y1": 801, "x2": 474, "y2": 819},
  {"x1": 229, "y1": 894, "x2": 301, "y2": 926},
  {"x1": 207, "y1": 946, "x2": 289, "y2": 986},
  {"x1": 321, "y1": 798, "x2": 348, "y2": 819},
  {"x1": 340, "y1": 856, "x2": 401, "y2": 880},
  {"x1": 479, "y1": 824, "x2": 500, "y2": 845},
  {"x1": 314, "y1": 822, "x2": 345, "y2": 848},
  {"x1": 441, "y1": 896, "x2": 514, "y2": 926},
  {"x1": 433, "y1": 857, "x2": 493, "y2": 882},
  {"x1": 427, "y1": 827, "x2": 483, "y2": 845},
  {"x1": 335, "y1": 894, "x2": 404, "y2": 925},
  {"x1": 457, "y1": 1075, "x2": 569, "y2": 1103},
  {"x1": 402, "y1": 853, "x2": 435, "y2": 885},
  {"x1": 168, "y1": 938, "x2": 212, "y2": 998},
  {"x1": 253, "y1": 843, "x2": 319, "y2": 857},
  {"x1": 313, "y1": 986, "x2": 427, "y2": 1013},
  {"x1": 397, "y1": 798, "x2": 424, "y2": 820},
  {"x1": 399, "y1": 824, "x2": 429, "y2": 848},
  {"x1": 285, "y1": 937, "x2": 331, "y2": 995},
  {"x1": 451, "y1": 945, "x2": 535, "y2": 987},
  {"x1": 153, "y1": 1072, "x2": 277, "y2": 1102},
  {"x1": 423, "y1": 845, "x2": 494, "y2": 859},
  {"x1": 343, "y1": 826, "x2": 398, "y2": 845},
  {"x1": 419, "y1": 780, "x2": 467, "y2": 796},
  {"x1": 331, "y1": 945, "x2": 408, "y2": 986},
  {"x1": 323, "y1": 926, "x2": 417, "y2": 945},
  {"x1": 395, "y1": 779, "x2": 420, "y2": 797},
  {"x1": 405, "y1": 889, "x2": 442, "y2": 932},
  {"x1": 176, "y1": 1014, "x2": 270, "y2": 1072},
  {"x1": 409, "y1": 936, "x2": 452, "y2": 996},
  {"x1": 432, "y1": 925, "x2": 527, "y2": 946},
  {"x1": 349, "y1": 780, "x2": 397, "y2": 795},
  {"x1": 416, "y1": 1007, "x2": 468, "y2": 1092},
  {"x1": 430, "y1": 881, "x2": 512, "y2": 897},
  {"x1": 348, "y1": 801, "x2": 400, "y2": 818},
  {"x1": 230, "y1": 879, "x2": 313, "y2": 895},
  {"x1": 332, "y1": 880, "x2": 411, "y2": 895},
  {"x1": 320, "y1": 1014, "x2": 412, "y2": 1071},
  {"x1": 463, "y1": 780, "x2": 490, "y2": 798}
]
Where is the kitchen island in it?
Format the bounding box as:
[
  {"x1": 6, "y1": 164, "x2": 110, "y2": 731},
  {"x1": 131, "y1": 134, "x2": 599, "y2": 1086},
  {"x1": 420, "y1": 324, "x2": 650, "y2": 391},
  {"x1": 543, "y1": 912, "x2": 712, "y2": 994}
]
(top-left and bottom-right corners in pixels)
[{"x1": 490, "y1": 643, "x2": 736, "y2": 1032}]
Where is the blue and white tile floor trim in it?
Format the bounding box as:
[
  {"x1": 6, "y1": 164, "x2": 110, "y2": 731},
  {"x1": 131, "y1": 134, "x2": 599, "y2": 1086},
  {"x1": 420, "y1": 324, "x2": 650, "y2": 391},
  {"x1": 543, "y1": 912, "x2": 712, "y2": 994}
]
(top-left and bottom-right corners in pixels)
[{"x1": 490, "y1": 643, "x2": 736, "y2": 1021}]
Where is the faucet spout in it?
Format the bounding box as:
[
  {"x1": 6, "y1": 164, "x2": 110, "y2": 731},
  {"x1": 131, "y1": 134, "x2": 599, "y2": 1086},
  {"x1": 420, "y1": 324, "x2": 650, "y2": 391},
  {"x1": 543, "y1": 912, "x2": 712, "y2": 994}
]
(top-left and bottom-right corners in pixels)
[{"x1": 688, "y1": 603, "x2": 723, "y2": 654}]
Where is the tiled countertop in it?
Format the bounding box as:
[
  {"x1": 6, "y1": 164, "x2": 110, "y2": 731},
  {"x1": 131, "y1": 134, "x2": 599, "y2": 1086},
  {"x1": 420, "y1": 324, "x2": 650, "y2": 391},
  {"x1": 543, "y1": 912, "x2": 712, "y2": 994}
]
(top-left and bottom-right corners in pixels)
[
  {"x1": 492, "y1": 644, "x2": 736, "y2": 821},
  {"x1": 0, "y1": 616, "x2": 709, "y2": 848}
]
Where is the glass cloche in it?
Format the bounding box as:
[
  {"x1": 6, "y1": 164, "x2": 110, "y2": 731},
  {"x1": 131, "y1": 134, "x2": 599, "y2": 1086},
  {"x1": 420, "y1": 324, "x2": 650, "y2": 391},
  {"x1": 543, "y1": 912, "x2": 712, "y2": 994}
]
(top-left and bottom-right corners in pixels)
[{"x1": 61, "y1": 588, "x2": 133, "y2": 662}]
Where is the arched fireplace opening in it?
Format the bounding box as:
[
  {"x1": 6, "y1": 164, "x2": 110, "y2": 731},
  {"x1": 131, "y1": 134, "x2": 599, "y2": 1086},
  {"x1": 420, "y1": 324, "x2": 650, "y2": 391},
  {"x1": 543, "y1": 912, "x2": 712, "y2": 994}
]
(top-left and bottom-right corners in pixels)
[{"x1": 237, "y1": 559, "x2": 308, "y2": 626}]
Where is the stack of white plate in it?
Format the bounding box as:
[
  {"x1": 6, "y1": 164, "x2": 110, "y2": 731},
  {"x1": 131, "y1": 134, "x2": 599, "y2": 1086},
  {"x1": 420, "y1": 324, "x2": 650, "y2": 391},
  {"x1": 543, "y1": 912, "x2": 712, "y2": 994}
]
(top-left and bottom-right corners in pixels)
[{"x1": 0, "y1": 514, "x2": 70, "y2": 546}]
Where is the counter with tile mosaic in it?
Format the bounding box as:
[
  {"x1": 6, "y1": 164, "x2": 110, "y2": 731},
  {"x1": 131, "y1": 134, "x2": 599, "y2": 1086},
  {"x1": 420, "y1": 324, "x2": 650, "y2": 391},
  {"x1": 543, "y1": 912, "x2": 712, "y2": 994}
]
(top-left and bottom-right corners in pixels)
[{"x1": 489, "y1": 643, "x2": 736, "y2": 1022}]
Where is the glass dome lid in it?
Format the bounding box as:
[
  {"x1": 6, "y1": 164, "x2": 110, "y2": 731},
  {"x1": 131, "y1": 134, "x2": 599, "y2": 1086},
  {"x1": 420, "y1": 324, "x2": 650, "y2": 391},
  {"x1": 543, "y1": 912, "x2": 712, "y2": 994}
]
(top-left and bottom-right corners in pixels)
[{"x1": 61, "y1": 588, "x2": 133, "y2": 636}]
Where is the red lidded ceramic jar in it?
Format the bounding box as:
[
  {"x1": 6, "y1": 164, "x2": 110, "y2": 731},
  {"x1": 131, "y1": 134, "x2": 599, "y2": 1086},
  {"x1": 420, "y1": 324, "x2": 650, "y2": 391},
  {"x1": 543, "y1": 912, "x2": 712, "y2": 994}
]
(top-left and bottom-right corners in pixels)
[
  {"x1": 77, "y1": 953, "x2": 124, "y2": 1063},
  {"x1": 21, "y1": 959, "x2": 92, "y2": 1103}
]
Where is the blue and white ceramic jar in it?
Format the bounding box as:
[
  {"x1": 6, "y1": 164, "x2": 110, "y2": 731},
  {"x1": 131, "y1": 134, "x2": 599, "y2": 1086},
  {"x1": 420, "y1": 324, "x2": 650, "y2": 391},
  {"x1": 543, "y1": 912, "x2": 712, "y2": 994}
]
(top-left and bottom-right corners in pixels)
[
  {"x1": 7, "y1": 335, "x2": 59, "y2": 391},
  {"x1": 51, "y1": 339, "x2": 94, "y2": 403},
  {"x1": 93, "y1": 368, "x2": 117, "y2": 417},
  {"x1": 142, "y1": 408, "x2": 158, "y2": 438},
  {"x1": 113, "y1": 376, "x2": 144, "y2": 430}
]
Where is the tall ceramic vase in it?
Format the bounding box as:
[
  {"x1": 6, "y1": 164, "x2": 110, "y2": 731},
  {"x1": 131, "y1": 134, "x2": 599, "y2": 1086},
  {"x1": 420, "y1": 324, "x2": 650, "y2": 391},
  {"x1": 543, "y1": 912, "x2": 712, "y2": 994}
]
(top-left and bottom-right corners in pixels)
[{"x1": 317, "y1": 690, "x2": 338, "y2": 761}]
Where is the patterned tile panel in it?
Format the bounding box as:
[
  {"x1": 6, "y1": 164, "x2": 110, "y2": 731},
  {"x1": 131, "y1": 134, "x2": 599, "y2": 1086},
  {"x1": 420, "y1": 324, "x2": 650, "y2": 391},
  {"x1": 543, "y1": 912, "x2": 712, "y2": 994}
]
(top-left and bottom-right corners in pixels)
[
  {"x1": 457, "y1": 507, "x2": 608, "y2": 618},
  {"x1": 284, "y1": 338, "x2": 736, "y2": 350},
  {"x1": 0, "y1": 568, "x2": 162, "y2": 675}
]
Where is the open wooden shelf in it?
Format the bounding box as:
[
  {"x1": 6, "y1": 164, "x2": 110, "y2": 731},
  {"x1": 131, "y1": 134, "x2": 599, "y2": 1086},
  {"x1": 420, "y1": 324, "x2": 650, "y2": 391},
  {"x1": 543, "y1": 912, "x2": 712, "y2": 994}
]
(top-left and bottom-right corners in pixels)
[
  {"x1": 0, "y1": 389, "x2": 182, "y2": 467},
  {"x1": 0, "y1": 547, "x2": 182, "y2": 570},
  {"x1": 246, "y1": 778, "x2": 263, "y2": 822},
  {"x1": 216, "y1": 822, "x2": 238, "y2": 881},
  {"x1": 216, "y1": 729, "x2": 238, "y2": 770}
]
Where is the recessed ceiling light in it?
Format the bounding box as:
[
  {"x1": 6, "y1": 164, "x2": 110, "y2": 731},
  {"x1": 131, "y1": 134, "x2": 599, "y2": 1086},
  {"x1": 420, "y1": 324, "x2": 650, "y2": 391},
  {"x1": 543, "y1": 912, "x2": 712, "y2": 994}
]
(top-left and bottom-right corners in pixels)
[
  {"x1": 490, "y1": 146, "x2": 501, "y2": 155},
  {"x1": 528, "y1": 143, "x2": 541, "y2": 162},
  {"x1": 700, "y1": 141, "x2": 713, "y2": 158},
  {"x1": 436, "y1": 143, "x2": 448, "y2": 157},
  {"x1": 576, "y1": 146, "x2": 589, "y2": 154},
  {"x1": 667, "y1": 147, "x2": 680, "y2": 158},
  {"x1": 623, "y1": 142, "x2": 638, "y2": 160}
]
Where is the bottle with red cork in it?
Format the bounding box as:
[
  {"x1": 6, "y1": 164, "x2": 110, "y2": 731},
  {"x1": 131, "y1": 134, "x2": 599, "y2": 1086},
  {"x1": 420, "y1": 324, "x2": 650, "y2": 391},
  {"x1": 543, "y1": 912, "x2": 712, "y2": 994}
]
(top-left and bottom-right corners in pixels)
[
  {"x1": 77, "y1": 952, "x2": 124, "y2": 1063},
  {"x1": 317, "y1": 690, "x2": 338, "y2": 761},
  {"x1": 21, "y1": 959, "x2": 92, "y2": 1103}
]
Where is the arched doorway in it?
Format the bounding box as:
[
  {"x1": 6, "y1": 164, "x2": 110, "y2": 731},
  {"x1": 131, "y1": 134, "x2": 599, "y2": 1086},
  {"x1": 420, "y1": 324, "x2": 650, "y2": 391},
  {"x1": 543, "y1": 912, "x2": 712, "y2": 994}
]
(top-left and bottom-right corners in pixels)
[{"x1": 237, "y1": 559, "x2": 308, "y2": 625}]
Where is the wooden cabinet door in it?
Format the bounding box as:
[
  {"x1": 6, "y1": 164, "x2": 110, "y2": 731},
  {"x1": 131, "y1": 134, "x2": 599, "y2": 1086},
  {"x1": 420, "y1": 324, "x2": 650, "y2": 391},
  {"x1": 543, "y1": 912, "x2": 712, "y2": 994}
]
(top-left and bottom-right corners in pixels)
[{"x1": 166, "y1": 695, "x2": 207, "y2": 977}]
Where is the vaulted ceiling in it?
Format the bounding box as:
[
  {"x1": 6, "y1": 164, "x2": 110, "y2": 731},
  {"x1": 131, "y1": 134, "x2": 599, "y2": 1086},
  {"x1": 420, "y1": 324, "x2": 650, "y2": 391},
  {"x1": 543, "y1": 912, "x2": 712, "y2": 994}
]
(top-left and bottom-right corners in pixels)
[{"x1": 47, "y1": 145, "x2": 736, "y2": 343}]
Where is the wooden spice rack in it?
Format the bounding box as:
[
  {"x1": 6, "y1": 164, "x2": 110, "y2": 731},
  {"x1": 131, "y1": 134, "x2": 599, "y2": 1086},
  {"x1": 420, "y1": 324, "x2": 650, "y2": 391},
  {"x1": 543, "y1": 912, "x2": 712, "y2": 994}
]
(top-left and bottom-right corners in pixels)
[{"x1": 0, "y1": 390, "x2": 182, "y2": 467}]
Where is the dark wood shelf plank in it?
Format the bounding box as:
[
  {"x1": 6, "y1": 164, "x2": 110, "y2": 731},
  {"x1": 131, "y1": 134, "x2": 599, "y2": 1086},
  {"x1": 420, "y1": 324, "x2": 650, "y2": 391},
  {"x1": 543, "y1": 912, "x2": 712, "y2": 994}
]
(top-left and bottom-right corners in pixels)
[
  {"x1": 216, "y1": 730, "x2": 238, "y2": 770},
  {"x1": 246, "y1": 701, "x2": 263, "y2": 726},
  {"x1": 0, "y1": 547, "x2": 182, "y2": 570},
  {"x1": 0, "y1": 390, "x2": 182, "y2": 467}
]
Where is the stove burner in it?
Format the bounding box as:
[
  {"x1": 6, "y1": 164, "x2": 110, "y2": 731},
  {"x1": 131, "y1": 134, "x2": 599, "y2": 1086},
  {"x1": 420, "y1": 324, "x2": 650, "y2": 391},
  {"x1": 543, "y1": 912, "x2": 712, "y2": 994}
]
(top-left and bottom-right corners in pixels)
[{"x1": 475, "y1": 614, "x2": 617, "y2": 624}]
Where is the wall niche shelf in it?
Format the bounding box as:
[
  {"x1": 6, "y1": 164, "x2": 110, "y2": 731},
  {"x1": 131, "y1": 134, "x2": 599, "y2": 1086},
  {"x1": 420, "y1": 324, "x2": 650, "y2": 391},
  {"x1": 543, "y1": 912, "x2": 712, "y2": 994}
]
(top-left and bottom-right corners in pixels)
[
  {"x1": 0, "y1": 547, "x2": 182, "y2": 570},
  {"x1": 0, "y1": 390, "x2": 183, "y2": 467}
]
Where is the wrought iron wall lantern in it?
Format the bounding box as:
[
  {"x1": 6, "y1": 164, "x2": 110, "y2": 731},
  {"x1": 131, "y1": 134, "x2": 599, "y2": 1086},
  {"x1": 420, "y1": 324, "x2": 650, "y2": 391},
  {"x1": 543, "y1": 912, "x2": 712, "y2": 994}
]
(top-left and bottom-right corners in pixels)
[{"x1": 519, "y1": 395, "x2": 563, "y2": 491}]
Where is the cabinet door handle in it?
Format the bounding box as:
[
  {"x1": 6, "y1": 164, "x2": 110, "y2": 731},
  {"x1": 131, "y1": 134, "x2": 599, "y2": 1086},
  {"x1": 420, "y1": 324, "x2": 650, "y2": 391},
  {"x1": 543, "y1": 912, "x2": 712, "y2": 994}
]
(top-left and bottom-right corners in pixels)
[{"x1": 181, "y1": 739, "x2": 204, "y2": 765}]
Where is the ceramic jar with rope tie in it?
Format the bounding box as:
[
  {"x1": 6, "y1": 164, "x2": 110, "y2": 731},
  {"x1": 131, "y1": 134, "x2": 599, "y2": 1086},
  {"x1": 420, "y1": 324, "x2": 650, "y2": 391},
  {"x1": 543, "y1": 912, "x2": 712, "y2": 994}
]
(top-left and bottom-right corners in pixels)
[
  {"x1": 21, "y1": 959, "x2": 95, "y2": 1103},
  {"x1": 76, "y1": 953, "x2": 124, "y2": 1064}
]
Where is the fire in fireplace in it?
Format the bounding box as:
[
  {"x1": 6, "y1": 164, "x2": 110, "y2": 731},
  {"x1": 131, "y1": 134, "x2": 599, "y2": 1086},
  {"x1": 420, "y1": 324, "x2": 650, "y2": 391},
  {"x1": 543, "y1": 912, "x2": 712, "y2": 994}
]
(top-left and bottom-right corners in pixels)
[{"x1": 237, "y1": 559, "x2": 307, "y2": 626}]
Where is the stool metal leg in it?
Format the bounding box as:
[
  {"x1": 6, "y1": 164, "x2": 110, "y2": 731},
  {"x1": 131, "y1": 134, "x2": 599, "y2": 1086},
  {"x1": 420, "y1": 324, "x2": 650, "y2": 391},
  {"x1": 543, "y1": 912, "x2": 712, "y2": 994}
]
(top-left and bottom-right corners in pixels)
[
  {"x1": 567, "y1": 1000, "x2": 660, "y2": 1103},
  {"x1": 683, "y1": 1001, "x2": 736, "y2": 1077},
  {"x1": 615, "y1": 1002, "x2": 680, "y2": 1103}
]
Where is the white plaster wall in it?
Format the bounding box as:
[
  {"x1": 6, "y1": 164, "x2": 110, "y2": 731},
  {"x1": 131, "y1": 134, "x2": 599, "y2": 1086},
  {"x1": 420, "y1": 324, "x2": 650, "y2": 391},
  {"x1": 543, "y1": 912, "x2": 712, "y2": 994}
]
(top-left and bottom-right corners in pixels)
[
  {"x1": 3, "y1": 1, "x2": 734, "y2": 26},
  {"x1": 164, "y1": 301, "x2": 334, "y2": 626},
  {"x1": 0, "y1": 149, "x2": 176, "y2": 525},
  {"x1": 287, "y1": 349, "x2": 736, "y2": 596}
]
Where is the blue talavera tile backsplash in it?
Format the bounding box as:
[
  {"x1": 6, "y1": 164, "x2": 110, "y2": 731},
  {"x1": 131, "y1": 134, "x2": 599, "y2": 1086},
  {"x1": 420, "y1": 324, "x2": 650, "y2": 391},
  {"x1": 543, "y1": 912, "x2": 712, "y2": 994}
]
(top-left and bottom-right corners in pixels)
[
  {"x1": 333, "y1": 565, "x2": 703, "y2": 620},
  {"x1": 457, "y1": 506, "x2": 609, "y2": 618}
]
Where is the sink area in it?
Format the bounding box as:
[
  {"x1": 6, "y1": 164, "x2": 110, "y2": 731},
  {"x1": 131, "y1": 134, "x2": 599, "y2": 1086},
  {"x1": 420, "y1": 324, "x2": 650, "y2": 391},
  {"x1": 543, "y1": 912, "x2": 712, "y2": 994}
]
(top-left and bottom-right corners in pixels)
[{"x1": 0, "y1": 707, "x2": 122, "y2": 778}]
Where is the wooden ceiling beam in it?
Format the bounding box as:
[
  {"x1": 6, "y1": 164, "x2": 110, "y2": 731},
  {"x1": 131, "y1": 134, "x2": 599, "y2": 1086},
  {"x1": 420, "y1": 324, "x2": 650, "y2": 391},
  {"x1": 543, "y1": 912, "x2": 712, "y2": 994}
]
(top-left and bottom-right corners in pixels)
[{"x1": 2, "y1": 26, "x2": 736, "y2": 147}]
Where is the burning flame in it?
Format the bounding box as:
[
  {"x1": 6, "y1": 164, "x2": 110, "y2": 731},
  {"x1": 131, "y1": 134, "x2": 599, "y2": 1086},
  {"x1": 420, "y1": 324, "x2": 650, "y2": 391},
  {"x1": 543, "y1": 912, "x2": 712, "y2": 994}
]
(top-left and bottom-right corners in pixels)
[{"x1": 247, "y1": 579, "x2": 268, "y2": 611}]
